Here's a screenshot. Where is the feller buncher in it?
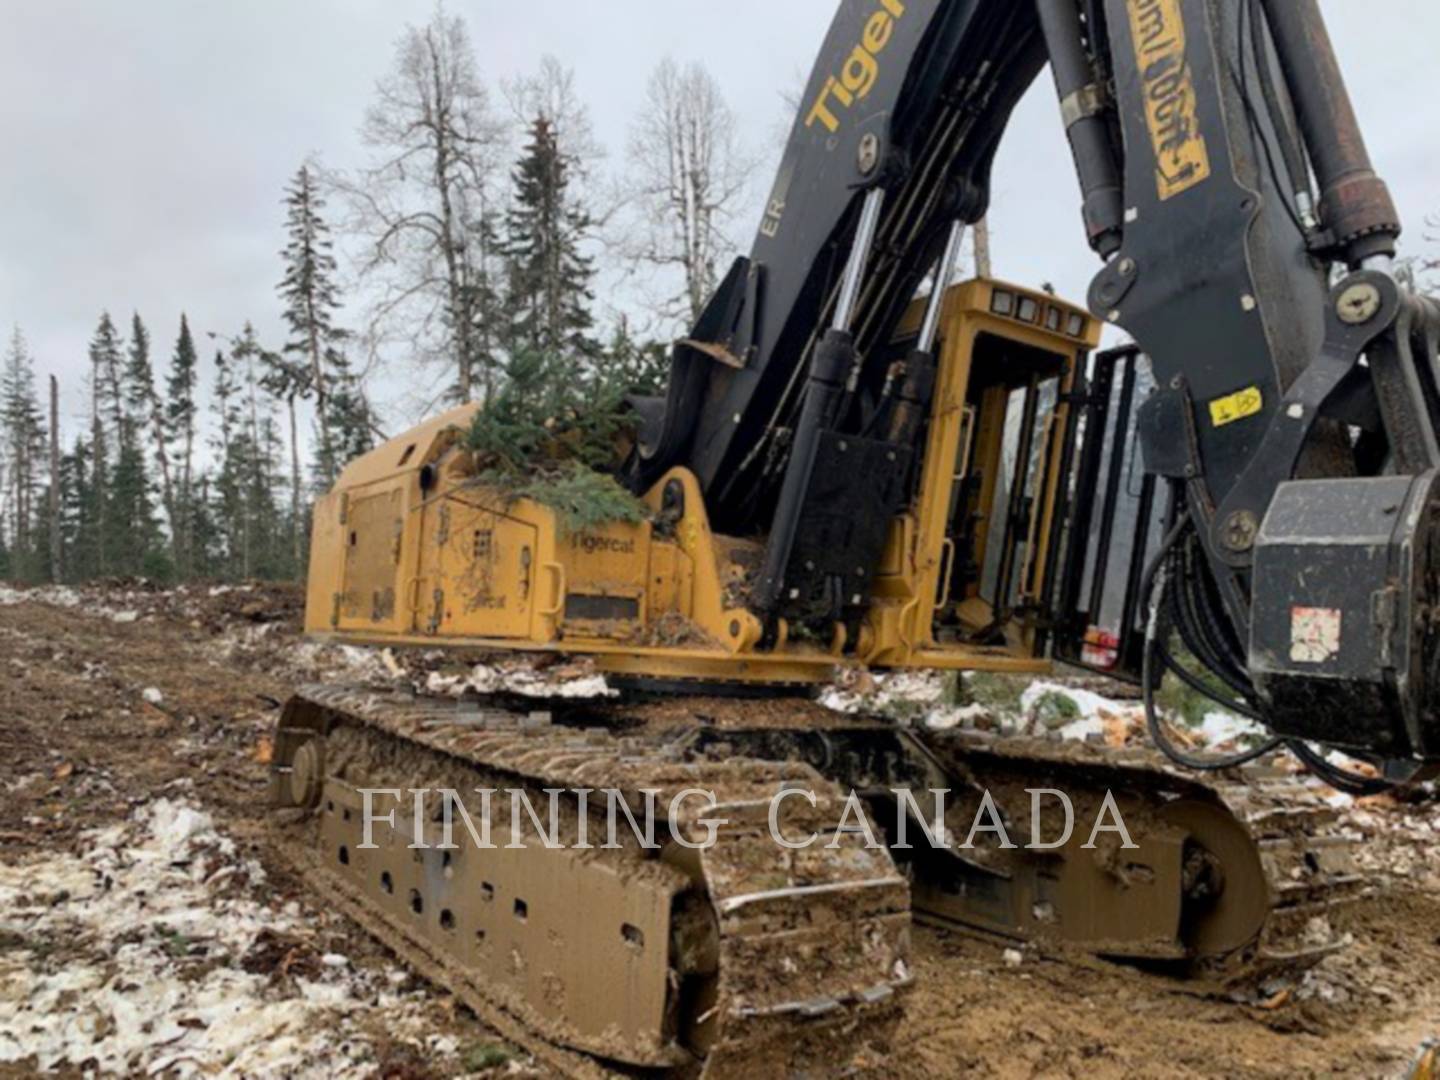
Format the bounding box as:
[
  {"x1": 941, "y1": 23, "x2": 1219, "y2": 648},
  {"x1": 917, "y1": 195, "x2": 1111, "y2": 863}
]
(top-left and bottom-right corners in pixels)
[{"x1": 271, "y1": 1, "x2": 1440, "y2": 1074}]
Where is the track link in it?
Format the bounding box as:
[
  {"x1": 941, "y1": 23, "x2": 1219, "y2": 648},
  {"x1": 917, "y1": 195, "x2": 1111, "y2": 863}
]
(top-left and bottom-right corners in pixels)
[
  {"x1": 672, "y1": 715, "x2": 1363, "y2": 991},
  {"x1": 270, "y1": 685, "x2": 911, "y2": 1078},
  {"x1": 914, "y1": 731, "x2": 1365, "y2": 989}
]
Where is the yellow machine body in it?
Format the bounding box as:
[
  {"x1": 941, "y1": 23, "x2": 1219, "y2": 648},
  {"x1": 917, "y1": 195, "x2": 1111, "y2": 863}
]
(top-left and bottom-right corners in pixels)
[{"x1": 304, "y1": 279, "x2": 1100, "y2": 685}]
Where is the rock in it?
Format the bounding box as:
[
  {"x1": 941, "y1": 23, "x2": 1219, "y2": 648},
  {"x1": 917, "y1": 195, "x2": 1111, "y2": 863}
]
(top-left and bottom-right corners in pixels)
[
  {"x1": 142, "y1": 687, "x2": 164, "y2": 706},
  {"x1": 1002, "y1": 948, "x2": 1024, "y2": 968}
]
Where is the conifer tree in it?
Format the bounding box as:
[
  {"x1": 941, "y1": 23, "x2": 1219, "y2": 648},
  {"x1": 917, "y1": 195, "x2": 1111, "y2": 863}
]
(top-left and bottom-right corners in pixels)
[
  {"x1": 57, "y1": 438, "x2": 90, "y2": 582},
  {"x1": 502, "y1": 115, "x2": 599, "y2": 366},
  {"x1": 211, "y1": 346, "x2": 245, "y2": 580},
  {"x1": 108, "y1": 317, "x2": 163, "y2": 577},
  {"x1": 213, "y1": 327, "x2": 286, "y2": 580},
  {"x1": 2, "y1": 327, "x2": 46, "y2": 581},
  {"x1": 127, "y1": 313, "x2": 180, "y2": 571},
  {"x1": 461, "y1": 210, "x2": 507, "y2": 404},
  {"x1": 86, "y1": 315, "x2": 125, "y2": 576},
  {"x1": 604, "y1": 316, "x2": 670, "y2": 396},
  {"x1": 187, "y1": 472, "x2": 222, "y2": 577},
  {"x1": 108, "y1": 423, "x2": 159, "y2": 577},
  {"x1": 166, "y1": 316, "x2": 200, "y2": 576},
  {"x1": 92, "y1": 314, "x2": 127, "y2": 453},
  {"x1": 278, "y1": 165, "x2": 343, "y2": 407}
]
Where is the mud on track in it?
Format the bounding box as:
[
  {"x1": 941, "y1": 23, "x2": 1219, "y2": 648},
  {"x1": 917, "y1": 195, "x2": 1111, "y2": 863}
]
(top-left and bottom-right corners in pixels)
[{"x1": 1, "y1": 583, "x2": 1436, "y2": 1078}]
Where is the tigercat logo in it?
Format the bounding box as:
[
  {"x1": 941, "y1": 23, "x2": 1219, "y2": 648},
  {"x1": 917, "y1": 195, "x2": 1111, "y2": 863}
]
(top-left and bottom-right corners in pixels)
[
  {"x1": 804, "y1": 0, "x2": 906, "y2": 134},
  {"x1": 1126, "y1": 0, "x2": 1211, "y2": 201},
  {"x1": 571, "y1": 533, "x2": 636, "y2": 556}
]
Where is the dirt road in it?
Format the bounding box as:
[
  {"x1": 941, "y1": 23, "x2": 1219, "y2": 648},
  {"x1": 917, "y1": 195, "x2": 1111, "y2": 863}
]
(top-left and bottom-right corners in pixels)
[{"x1": 1, "y1": 586, "x2": 1435, "y2": 1077}]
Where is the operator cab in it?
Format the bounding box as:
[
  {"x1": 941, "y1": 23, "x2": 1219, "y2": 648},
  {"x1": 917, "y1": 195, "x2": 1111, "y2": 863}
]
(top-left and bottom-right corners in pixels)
[{"x1": 863, "y1": 278, "x2": 1100, "y2": 671}]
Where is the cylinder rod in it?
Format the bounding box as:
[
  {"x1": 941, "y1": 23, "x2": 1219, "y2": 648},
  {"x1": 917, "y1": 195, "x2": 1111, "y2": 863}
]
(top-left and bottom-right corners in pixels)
[
  {"x1": 1258, "y1": 0, "x2": 1399, "y2": 265},
  {"x1": 832, "y1": 188, "x2": 887, "y2": 332},
  {"x1": 918, "y1": 221, "x2": 967, "y2": 354}
]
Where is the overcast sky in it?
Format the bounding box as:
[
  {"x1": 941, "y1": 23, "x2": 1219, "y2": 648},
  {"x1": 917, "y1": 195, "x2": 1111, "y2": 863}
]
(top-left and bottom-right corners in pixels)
[{"x1": 1, "y1": 1, "x2": 1435, "y2": 442}]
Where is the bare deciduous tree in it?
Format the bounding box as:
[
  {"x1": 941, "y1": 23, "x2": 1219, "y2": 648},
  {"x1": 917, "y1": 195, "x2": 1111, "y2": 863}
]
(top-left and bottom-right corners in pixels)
[
  {"x1": 618, "y1": 58, "x2": 754, "y2": 328},
  {"x1": 332, "y1": 8, "x2": 507, "y2": 405},
  {"x1": 1421, "y1": 214, "x2": 1440, "y2": 294}
]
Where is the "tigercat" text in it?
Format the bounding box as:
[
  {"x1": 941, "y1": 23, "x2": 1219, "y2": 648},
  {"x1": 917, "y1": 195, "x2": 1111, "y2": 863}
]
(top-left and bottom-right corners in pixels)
[{"x1": 805, "y1": 0, "x2": 906, "y2": 134}]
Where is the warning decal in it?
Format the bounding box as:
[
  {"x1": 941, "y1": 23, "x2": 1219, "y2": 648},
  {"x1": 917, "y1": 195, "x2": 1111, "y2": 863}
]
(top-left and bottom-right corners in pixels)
[
  {"x1": 1209, "y1": 385, "x2": 1264, "y2": 428},
  {"x1": 1290, "y1": 606, "x2": 1342, "y2": 664}
]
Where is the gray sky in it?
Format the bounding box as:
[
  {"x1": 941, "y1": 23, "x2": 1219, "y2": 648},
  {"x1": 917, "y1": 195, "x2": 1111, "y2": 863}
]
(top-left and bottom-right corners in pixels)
[{"x1": 1, "y1": 1, "x2": 1435, "y2": 443}]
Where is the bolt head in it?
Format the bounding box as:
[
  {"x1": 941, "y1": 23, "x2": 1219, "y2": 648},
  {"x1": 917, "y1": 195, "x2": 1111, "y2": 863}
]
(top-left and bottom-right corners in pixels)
[
  {"x1": 857, "y1": 133, "x2": 880, "y2": 175},
  {"x1": 1337, "y1": 281, "x2": 1382, "y2": 325},
  {"x1": 1222, "y1": 510, "x2": 1260, "y2": 551}
]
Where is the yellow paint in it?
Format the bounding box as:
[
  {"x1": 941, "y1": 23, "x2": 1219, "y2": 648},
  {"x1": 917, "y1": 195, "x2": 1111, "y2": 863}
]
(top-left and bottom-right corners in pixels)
[
  {"x1": 1209, "y1": 385, "x2": 1264, "y2": 427},
  {"x1": 1126, "y1": 0, "x2": 1211, "y2": 200},
  {"x1": 304, "y1": 279, "x2": 1101, "y2": 687}
]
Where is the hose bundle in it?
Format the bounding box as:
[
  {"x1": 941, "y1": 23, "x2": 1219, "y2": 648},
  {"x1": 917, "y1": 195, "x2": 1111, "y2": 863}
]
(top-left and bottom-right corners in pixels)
[{"x1": 1139, "y1": 487, "x2": 1395, "y2": 794}]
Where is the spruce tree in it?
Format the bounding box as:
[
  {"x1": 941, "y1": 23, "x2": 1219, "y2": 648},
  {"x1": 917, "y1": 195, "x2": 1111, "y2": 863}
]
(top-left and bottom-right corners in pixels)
[
  {"x1": 502, "y1": 115, "x2": 599, "y2": 367},
  {"x1": 57, "y1": 438, "x2": 90, "y2": 582},
  {"x1": 459, "y1": 208, "x2": 507, "y2": 404},
  {"x1": 108, "y1": 429, "x2": 159, "y2": 577},
  {"x1": 212, "y1": 328, "x2": 286, "y2": 580},
  {"x1": 605, "y1": 316, "x2": 670, "y2": 396},
  {"x1": 211, "y1": 346, "x2": 246, "y2": 580},
  {"x1": 63, "y1": 436, "x2": 94, "y2": 580},
  {"x1": 277, "y1": 166, "x2": 343, "y2": 400},
  {"x1": 165, "y1": 316, "x2": 200, "y2": 576},
  {"x1": 1, "y1": 327, "x2": 46, "y2": 582},
  {"x1": 128, "y1": 313, "x2": 180, "y2": 573},
  {"x1": 187, "y1": 472, "x2": 222, "y2": 577},
  {"x1": 92, "y1": 313, "x2": 127, "y2": 455},
  {"x1": 85, "y1": 316, "x2": 125, "y2": 577},
  {"x1": 108, "y1": 317, "x2": 163, "y2": 577},
  {"x1": 277, "y1": 164, "x2": 351, "y2": 478}
]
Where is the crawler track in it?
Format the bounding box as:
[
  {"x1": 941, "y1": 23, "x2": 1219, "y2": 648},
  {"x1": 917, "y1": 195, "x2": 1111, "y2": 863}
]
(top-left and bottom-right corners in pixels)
[
  {"x1": 271, "y1": 685, "x2": 911, "y2": 1078},
  {"x1": 910, "y1": 732, "x2": 1365, "y2": 988},
  {"x1": 270, "y1": 685, "x2": 1362, "y2": 1075}
]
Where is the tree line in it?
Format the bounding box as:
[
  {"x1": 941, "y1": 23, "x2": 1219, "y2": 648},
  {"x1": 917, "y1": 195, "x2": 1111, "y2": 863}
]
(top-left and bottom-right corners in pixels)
[{"x1": 0, "y1": 7, "x2": 749, "y2": 586}]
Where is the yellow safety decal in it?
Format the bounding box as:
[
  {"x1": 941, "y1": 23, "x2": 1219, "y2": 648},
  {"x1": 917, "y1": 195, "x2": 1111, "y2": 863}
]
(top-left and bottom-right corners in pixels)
[
  {"x1": 1209, "y1": 385, "x2": 1263, "y2": 427},
  {"x1": 1126, "y1": 0, "x2": 1212, "y2": 200}
]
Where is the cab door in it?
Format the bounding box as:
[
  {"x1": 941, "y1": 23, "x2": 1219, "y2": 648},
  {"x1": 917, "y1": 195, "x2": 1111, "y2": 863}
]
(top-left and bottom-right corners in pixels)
[
  {"x1": 337, "y1": 483, "x2": 407, "y2": 632},
  {"x1": 420, "y1": 494, "x2": 538, "y2": 639}
]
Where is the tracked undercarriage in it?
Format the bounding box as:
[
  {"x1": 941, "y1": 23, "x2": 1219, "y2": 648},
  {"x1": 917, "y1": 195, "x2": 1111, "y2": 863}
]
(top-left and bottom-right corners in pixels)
[
  {"x1": 270, "y1": 685, "x2": 1361, "y2": 1076},
  {"x1": 271, "y1": 686, "x2": 912, "y2": 1077}
]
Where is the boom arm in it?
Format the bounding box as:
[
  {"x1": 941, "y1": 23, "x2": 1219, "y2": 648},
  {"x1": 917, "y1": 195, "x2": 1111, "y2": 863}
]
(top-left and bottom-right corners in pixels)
[{"x1": 629, "y1": 0, "x2": 1440, "y2": 781}]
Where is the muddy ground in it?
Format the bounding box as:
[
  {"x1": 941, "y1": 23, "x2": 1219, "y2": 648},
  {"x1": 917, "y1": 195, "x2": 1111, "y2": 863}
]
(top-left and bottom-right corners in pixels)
[{"x1": 0, "y1": 583, "x2": 1436, "y2": 1078}]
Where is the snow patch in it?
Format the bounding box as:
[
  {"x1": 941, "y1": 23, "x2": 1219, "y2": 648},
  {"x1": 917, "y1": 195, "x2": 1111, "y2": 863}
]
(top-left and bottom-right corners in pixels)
[
  {"x1": 426, "y1": 661, "x2": 615, "y2": 700},
  {"x1": 0, "y1": 799, "x2": 467, "y2": 1077}
]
